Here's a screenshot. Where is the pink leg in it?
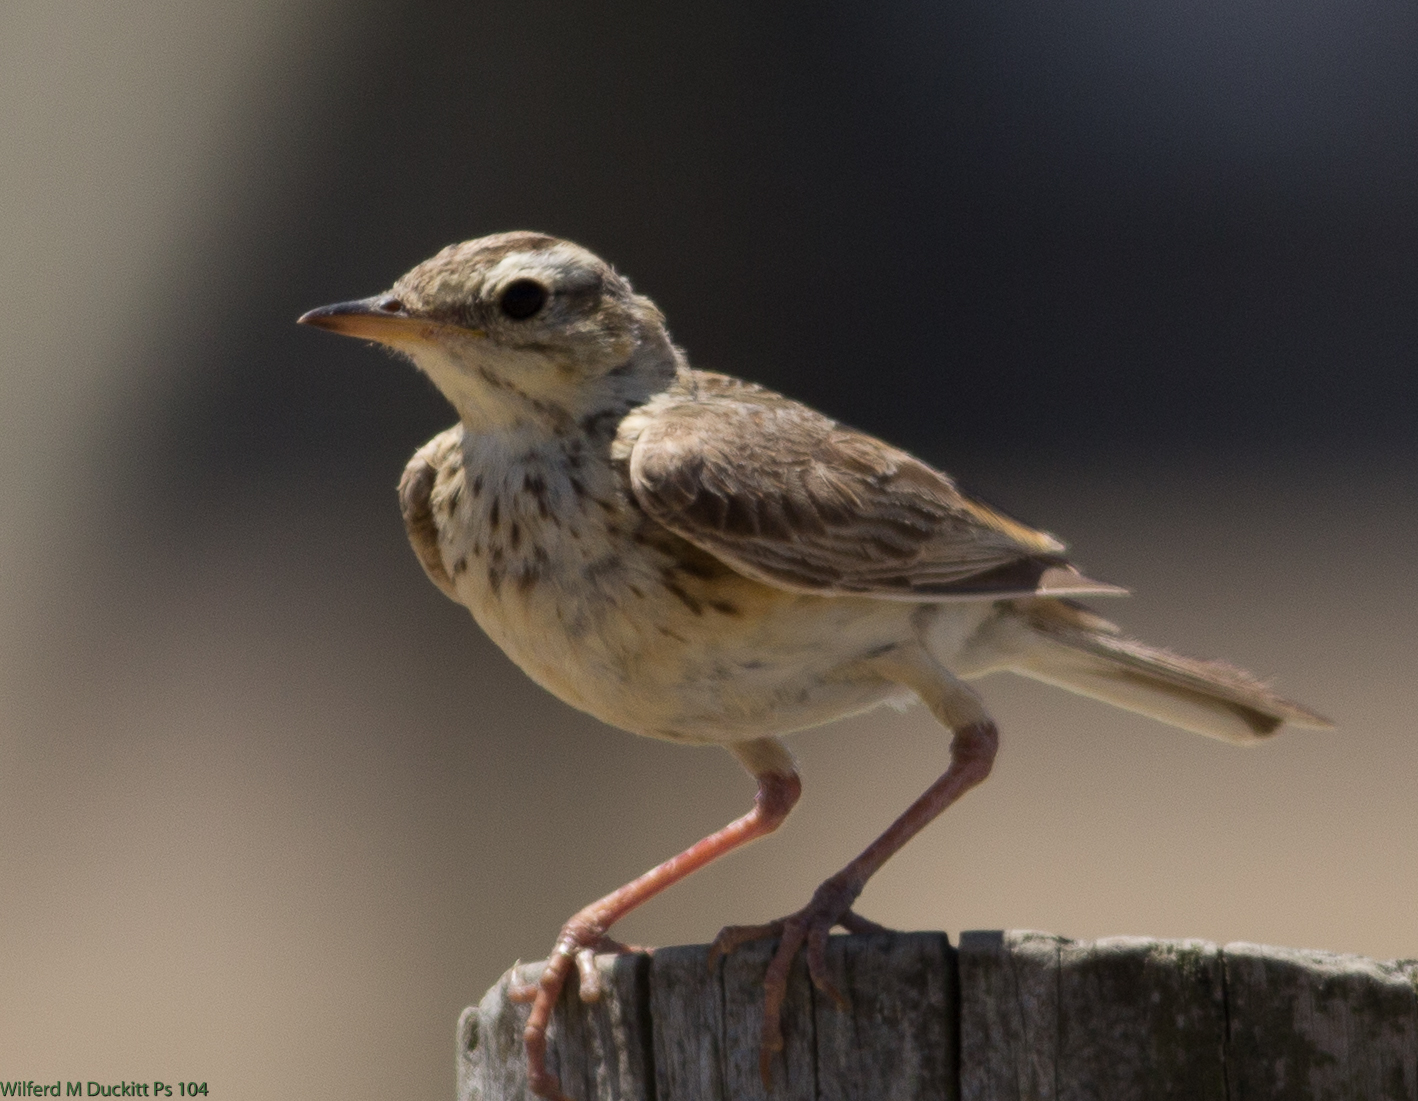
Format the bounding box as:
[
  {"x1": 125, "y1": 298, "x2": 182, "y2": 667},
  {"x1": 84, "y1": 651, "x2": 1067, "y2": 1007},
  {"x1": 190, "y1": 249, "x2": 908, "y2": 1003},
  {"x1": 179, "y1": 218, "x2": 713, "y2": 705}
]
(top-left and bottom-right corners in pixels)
[
  {"x1": 710, "y1": 653, "x2": 999, "y2": 1087},
  {"x1": 519, "y1": 750, "x2": 801, "y2": 1101}
]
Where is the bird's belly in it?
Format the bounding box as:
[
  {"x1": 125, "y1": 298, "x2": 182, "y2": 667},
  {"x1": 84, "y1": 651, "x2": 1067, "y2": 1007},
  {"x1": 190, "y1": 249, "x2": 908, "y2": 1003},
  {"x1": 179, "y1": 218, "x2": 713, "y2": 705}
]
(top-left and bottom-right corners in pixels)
[{"x1": 456, "y1": 553, "x2": 988, "y2": 745}]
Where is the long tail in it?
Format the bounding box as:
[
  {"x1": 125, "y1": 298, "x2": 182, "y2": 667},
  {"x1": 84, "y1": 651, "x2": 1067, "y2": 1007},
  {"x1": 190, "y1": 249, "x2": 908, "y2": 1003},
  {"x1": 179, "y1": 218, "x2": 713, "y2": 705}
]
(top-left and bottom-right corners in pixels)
[{"x1": 984, "y1": 599, "x2": 1332, "y2": 745}]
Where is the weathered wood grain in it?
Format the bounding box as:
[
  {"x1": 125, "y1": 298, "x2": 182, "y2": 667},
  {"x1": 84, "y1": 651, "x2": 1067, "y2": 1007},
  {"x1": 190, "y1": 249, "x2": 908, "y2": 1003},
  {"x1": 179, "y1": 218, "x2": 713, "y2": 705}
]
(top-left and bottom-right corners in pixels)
[
  {"x1": 959, "y1": 932, "x2": 1416, "y2": 1101},
  {"x1": 957, "y1": 930, "x2": 1064, "y2": 1101},
  {"x1": 649, "y1": 940, "x2": 816, "y2": 1101},
  {"x1": 1054, "y1": 936, "x2": 1227, "y2": 1101},
  {"x1": 647, "y1": 934, "x2": 960, "y2": 1100},
  {"x1": 812, "y1": 931, "x2": 958, "y2": 1101},
  {"x1": 460, "y1": 932, "x2": 1418, "y2": 1101},
  {"x1": 641, "y1": 945, "x2": 725, "y2": 1101},
  {"x1": 459, "y1": 954, "x2": 653, "y2": 1101},
  {"x1": 1224, "y1": 942, "x2": 1418, "y2": 1101}
]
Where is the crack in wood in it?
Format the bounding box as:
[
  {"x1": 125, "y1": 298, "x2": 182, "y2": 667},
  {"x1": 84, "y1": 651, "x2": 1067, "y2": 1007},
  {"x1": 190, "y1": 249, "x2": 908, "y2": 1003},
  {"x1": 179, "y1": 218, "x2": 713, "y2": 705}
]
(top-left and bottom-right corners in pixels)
[{"x1": 458, "y1": 932, "x2": 1418, "y2": 1101}]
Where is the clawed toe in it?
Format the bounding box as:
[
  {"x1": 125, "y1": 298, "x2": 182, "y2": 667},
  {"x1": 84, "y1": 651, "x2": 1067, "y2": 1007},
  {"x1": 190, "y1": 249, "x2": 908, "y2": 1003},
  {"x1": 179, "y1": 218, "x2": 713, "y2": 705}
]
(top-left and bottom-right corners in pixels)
[
  {"x1": 710, "y1": 890, "x2": 892, "y2": 1088},
  {"x1": 511, "y1": 926, "x2": 654, "y2": 1099},
  {"x1": 838, "y1": 909, "x2": 893, "y2": 936},
  {"x1": 521, "y1": 899, "x2": 888, "y2": 1095},
  {"x1": 526, "y1": 1057, "x2": 575, "y2": 1101},
  {"x1": 707, "y1": 919, "x2": 785, "y2": 965},
  {"x1": 506, "y1": 959, "x2": 542, "y2": 1003},
  {"x1": 802, "y1": 920, "x2": 847, "y2": 1008}
]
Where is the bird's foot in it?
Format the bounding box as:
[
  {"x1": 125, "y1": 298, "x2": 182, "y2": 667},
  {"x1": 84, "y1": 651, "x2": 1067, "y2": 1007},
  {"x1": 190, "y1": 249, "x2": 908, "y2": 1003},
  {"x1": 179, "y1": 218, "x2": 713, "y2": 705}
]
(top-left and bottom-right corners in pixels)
[
  {"x1": 507, "y1": 934, "x2": 646, "y2": 1003},
  {"x1": 510, "y1": 924, "x2": 650, "y2": 1101},
  {"x1": 708, "y1": 875, "x2": 892, "y2": 1086}
]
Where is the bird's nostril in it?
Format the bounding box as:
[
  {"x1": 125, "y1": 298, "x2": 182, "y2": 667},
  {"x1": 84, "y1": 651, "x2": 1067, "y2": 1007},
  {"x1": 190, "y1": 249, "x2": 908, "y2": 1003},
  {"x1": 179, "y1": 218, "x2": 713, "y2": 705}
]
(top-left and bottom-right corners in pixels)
[{"x1": 378, "y1": 297, "x2": 404, "y2": 313}]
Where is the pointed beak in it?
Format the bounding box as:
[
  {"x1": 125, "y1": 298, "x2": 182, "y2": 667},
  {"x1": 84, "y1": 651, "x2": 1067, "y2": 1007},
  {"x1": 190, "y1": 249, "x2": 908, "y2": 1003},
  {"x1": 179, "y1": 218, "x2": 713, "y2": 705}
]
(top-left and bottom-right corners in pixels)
[{"x1": 297, "y1": 295, "x2": 433, "y2": 344}]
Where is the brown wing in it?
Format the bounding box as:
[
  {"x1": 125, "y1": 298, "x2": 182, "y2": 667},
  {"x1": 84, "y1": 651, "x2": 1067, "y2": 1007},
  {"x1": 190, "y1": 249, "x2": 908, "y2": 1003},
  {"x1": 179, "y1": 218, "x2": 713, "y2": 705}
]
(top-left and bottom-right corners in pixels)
[
  {"x1": 627, "y1": 373, "x2": 1124, "y2": 600},
  {"x1": 398, "y1": 425, "x2": 464, "y2": 601}
]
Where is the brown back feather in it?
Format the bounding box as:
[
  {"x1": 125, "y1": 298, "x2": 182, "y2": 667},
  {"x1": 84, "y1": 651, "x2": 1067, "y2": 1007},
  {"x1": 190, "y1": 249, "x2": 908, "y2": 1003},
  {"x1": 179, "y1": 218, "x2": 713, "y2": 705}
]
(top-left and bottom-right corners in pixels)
[{"x1": 629, "y1": 372, "x2": 1117, "y2": 600}]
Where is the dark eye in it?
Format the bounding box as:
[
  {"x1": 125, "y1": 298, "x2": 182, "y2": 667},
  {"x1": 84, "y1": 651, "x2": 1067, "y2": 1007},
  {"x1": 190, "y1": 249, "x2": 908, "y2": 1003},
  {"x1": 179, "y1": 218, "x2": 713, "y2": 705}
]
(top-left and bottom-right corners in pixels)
[{"x1": 499, "y1": 279, "x2": 548, "y2": 320}]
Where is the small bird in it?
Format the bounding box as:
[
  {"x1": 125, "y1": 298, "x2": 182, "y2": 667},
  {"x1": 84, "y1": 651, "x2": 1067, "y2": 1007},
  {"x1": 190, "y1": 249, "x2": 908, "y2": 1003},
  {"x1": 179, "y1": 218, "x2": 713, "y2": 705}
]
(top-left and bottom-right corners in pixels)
[{"x1": 300, "y1": 232, "x2": 1330, "y2": 1100}]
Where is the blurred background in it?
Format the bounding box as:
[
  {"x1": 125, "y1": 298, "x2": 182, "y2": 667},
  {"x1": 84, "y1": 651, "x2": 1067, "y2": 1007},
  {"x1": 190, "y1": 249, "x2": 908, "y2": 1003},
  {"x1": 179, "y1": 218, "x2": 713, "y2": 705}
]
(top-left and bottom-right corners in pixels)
[{"x1": 2, "y1": 0, "x2": 1415, "y2": 1096}]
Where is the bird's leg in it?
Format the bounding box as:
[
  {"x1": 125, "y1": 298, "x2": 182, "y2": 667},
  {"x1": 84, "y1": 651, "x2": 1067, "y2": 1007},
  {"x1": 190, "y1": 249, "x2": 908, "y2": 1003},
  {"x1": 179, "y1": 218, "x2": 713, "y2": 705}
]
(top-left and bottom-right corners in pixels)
[
  {"x1": 709, "y1": 651, "x2": 998, "y2": 1088},
  {"x1": 506, "y1": 934, "x2": 645, "y2": 1004},
  {"x1": 519, "y1": 737, "x2": 801, "y2": 1101}
]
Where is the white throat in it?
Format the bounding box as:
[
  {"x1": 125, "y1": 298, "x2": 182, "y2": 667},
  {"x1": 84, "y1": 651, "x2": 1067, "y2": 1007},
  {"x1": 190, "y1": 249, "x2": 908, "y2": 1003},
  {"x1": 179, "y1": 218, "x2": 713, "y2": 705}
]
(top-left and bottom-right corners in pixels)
[{"x1": 405, "y1": 333, "x2": 682, "y2": 439}]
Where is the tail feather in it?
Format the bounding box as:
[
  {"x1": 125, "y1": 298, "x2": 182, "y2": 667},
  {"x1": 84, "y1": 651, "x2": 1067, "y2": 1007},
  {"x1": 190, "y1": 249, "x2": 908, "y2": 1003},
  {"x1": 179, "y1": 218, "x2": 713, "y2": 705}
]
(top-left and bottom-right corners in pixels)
[{"x1": 998, "y1": 599, "x2": 1332, "y2": 744}]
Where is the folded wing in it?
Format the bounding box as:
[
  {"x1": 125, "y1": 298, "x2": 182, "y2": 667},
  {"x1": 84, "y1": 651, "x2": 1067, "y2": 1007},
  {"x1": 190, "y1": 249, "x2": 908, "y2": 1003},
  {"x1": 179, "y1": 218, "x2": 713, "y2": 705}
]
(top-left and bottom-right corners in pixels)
[{"x1": 628, "y1": 373, "x2": 1125, "y2": 601}]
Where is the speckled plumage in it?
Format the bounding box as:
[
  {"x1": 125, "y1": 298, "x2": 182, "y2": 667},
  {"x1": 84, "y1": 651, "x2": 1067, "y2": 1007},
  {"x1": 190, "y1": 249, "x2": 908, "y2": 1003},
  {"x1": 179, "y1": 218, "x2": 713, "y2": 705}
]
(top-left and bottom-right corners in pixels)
[
  {"x1": 394, "y1": 367, "x2": 1120, "y2": 747},
  {"x1": 302, "y1": 232, "x2": 1330, "y2": 1101}
]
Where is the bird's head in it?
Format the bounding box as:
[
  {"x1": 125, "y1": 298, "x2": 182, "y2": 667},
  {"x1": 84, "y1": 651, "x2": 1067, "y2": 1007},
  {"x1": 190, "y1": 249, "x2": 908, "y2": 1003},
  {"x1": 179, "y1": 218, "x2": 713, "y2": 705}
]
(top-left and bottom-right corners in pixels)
[{"x1": 299, "y1": 232, "x2": 680, "y2": 432}]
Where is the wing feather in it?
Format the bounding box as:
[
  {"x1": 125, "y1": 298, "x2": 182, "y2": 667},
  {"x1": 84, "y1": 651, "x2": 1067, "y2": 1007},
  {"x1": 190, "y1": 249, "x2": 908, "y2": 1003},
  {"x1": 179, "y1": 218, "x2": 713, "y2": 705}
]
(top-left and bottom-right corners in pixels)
[
  {"x1": 399, "y1": 426, "x2": 464, "y2": 601},
  {"x1": 628, "y1": 373, "x2": 1123, "y2": 601}
]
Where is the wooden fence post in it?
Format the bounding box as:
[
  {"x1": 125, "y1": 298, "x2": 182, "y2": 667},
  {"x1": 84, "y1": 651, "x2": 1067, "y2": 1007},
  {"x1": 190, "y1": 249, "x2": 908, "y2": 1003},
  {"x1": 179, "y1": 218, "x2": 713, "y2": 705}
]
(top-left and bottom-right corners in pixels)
[{"x1": 458, "y1": 931, "x2": 1418, "y2": 1101}]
